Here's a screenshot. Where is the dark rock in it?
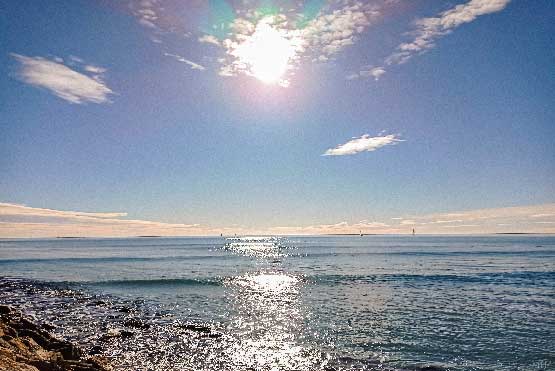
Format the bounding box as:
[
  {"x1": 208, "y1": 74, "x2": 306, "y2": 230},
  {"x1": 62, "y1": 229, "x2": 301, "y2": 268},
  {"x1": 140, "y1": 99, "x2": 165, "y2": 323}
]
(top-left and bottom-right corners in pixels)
[
  {"x1": 0, "y1": 305, "x2": 12, "y2": 315},
  {"x1": 57, "y1": 342, "x2": 82, "y2": 360},
  {"x1": 206, "y1": 332, "x2": 223, "y2": 339},
  {"x1": 87, "y1": 356, "x2": 112, "y2": 370},
  {"x1": 420, "y1": 366, "x2": 445, "y2": 371},
  {"x1": 17, "y1": 328, "x2": 52, "y2": 349},
  {"x1": 89, "y1": 300, "x2": 107, "y2": 307},
  {"x1": 177, "y1": 323, "x2": 211, "y2": 333},
  {"x1": 119, "y1": 330, "x2": 134, "y2": 338},
  {"x1": 123, "y1": 318, "x2": 150, "y2": 329},
  {"x1": 88, "y1": 345, "x2": 103, "y2": 355},
  {"x1": 0, "y1": 307, "x2": 111, "y2": 370},
  {"x1": 42, "y1": 322, "x2": 57, "y2": 331}
]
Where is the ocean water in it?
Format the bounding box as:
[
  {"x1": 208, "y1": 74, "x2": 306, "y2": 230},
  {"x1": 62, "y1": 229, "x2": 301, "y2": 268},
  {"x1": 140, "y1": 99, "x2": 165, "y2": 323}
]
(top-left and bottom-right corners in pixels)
[{"x1": 0, "y1": 235, "x2": 554, "y2": 371}]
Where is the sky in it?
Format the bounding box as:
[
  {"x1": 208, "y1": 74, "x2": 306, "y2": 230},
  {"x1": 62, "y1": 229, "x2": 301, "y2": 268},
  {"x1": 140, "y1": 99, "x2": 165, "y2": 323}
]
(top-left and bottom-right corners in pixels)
[{"x1": 0, "y1": 0, "x2": 554, "y2": 237}]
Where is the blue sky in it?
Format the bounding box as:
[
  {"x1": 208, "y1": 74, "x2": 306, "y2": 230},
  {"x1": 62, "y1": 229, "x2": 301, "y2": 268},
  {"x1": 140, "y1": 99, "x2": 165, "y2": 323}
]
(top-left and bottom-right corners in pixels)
[{"x1": 0, "y1": 0, "x2": 554, "y2": 236}]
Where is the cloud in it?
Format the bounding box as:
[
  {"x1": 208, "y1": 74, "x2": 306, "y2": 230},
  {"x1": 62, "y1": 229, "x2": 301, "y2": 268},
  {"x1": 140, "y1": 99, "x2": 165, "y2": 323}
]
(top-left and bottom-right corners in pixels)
[
  {"x1": 83, "y1": 65, "x2": 106, "y2": 74},
  {"x1": 198, "y1": 34, "x2": 221, "y2": 46},
  {"x1": 393, "y1": 203, "x2": 555, "y2": 233},
  {"x1": 386, "y1": 0, "x2": 510, "y2": 66},
  {"x1": 530, "y1": 213, "x2": 555, "y2": 218},
  {"x1": 164, "y1": 53, "x2": 205, "y2": 71},
  {"x1": 0, "y1": 202, "x2": 127, "y2": 219},
  {"x1": 323, "y1": 133, "x2": 404, "y2": 156},
  {"x1": 0, "y1": 202, "x2": 211, "y2": 238},
  {"x1": 12, "y1": 54, "x2": 113, "y2": 104},
  {"x1": 347, "y1": 66, "x2": 386, "y2": 80},
  {"x1": 132, "y1": 0, "x2": 160, "y2": 29},
  {"x1": 302, "y1": 1, "x2": 380, "y2": 60},
  {"x1": 1, "y1": 202, "x2": 554, "y2": 237},
  {"x1": 349, "y1": 0, "x2": 511, "y2": 80},
  {"x1": 265, "y1": 220, "x2": 399, "y2": 235}
]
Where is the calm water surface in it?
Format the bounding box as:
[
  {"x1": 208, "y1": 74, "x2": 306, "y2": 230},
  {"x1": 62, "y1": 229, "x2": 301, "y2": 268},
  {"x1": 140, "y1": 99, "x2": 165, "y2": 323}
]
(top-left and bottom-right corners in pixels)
[{"x1": 0, "y1": 235, "x2": 554, "y2": 371}]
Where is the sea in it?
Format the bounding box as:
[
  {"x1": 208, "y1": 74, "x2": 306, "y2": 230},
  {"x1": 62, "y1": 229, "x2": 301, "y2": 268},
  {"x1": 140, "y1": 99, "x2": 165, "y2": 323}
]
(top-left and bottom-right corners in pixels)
[{"x1": 0, "y1": 235, "x2": 554, "y2": 371}]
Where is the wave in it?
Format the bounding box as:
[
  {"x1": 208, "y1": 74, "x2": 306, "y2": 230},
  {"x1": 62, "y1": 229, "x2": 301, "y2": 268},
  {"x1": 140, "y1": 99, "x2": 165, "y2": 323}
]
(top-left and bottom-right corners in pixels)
[
  {"x1": 74, "y1": 271, "x2": 555, "y2": 289},
  {"x1": 309, "y1": 271, "x2": 555, "y2": 285},
  {"x1": 0, "y1": 255, "x2": 234, "y2": 264},
  {"x1": 84, "y1": 277, "x2": 223, "y2": 287}
]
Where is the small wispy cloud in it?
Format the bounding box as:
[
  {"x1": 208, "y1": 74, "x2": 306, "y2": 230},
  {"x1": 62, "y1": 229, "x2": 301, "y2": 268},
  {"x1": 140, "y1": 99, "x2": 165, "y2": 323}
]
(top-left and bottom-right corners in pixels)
[
  {"x1": 164, "y1": 53, "x2": 205, "y2": 71},
  {"x1": 132, "y1": 0, "x2": 160, "y2": 29},
  {"x1": 351, "y1": 0, "x2": 511, "y2": 80},
  {"x1": 323, "y1": 133, "x2": 404, "y2": 156},
  {"x1": 198, "y1": 34, "x2": 220, "y2": 46},
  {"x1": 386, "y1": 0, "x2": 510, "y2": 66},
  {"x1": 347, "y1": 66, "x2": 386, "y2": 81},
  {"x1": 12, "y1": 54, "x2": 113, "y2": 104}
]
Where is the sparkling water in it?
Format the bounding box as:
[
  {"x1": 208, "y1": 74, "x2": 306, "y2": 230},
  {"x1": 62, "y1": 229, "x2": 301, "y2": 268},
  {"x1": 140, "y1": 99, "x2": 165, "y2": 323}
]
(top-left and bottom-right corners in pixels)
[{"x1": 0, "y1": 235, "x2": 553, "y2": 370}]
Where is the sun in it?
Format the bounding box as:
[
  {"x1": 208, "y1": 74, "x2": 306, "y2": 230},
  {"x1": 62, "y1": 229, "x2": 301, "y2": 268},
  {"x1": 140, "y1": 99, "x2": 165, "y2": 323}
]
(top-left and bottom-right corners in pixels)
[{"x1": 231, "y1": 17, "x2": 300, "y2": 86}]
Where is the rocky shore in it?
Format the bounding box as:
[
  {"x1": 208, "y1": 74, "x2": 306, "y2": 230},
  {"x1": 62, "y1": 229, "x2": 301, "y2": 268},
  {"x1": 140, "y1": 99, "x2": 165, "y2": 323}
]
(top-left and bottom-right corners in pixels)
[{"x1": 0, "y1": 305, "x2": 111, "y2": 371}]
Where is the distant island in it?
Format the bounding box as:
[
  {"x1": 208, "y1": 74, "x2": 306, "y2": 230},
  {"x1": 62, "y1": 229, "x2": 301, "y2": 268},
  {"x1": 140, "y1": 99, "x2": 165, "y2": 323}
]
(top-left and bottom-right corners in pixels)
[
  {"x1": 324, "y1": 233, "x2": 379, "y2": 236},
  {"x1": 495, "y1": 233, "x2": 537, "y2": 235}
]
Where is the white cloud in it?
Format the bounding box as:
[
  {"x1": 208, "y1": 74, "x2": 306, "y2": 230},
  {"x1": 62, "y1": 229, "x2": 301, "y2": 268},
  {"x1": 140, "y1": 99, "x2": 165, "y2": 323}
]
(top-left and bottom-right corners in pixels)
[
  {"x1": 132, "y1": 0, "x2": 160, "y2": 30},
  {"x1": 0, "y1": 202, "x2": 210, "y2": 238},
  {"x1": 348, "y1": 66, "x2": 386, "y2": 80},
  {"x1": 12, "y1": 54, "x2": 113, "y2": 104},
  {"x1": 302, "y1": 1, "x2": 380, "y2": 60},
  {"x1": 164, "y1": 53, "x2": 205, "y2": 71},
  {"x1": 386, "y1": 0, "x2": 510, "y2": 66},
  {"x1": 395, "y1": 203, "x2": 555, "y2": 233},
  {"x1": 530, "y1": 213, "x2": 555, "y2": 218},
  {"x1": 198, "y1": 34, "x2": 221, "y2": 46},
  {"x1": 323, "y1": 133, "x2": 404, "y2": 156},
  {"x1": 1, "y1": 202, "x2": 554, "y2": 237},
  {"x1": 84, "y1": 65, "x2": 106, "y2": 74},
  {"x1": 0, "y1": 202, "x2": 127, "y2": 219},
  {"x1": 266, "y1": 220, "x2": 399, "y2": 235}
]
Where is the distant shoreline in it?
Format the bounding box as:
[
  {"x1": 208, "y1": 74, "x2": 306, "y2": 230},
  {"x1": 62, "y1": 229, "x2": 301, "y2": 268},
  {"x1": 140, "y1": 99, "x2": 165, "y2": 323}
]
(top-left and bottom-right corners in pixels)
[{"x1": 0, "y1": 233, "x2": 552, "y2": 240}]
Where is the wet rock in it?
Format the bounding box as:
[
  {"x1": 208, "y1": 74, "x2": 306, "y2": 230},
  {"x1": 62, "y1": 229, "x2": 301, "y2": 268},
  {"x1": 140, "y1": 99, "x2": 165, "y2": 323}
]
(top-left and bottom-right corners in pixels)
[
  {"x1": 119, "y1": 330, "x2": 134, "y2": 339},
  {"x1": 99, "y1": 328, "x2": 134, "y2": 342},
  {"x1": 116, "y1": 306, "x2": 134, "y2": 314},
  {"x1": 87, "y1": 356, "x2": 112, "y2": 370},
  {"x1": 41, "y1": 322, "x2": 56, "y2": 331},
  {"x1": 419, "y1": 366, "x2": 444, "y2": 371},
  {"x1": 205, "y1": 332, "x2": 223, "y2": 339},
  {"x1": 0, "y1": 305, "x2": 12, "y2": 315},
  {"x1": 177, "y1": 323, "x2": 211, "y2": 333},
  {"x1": 88, "y1": 345, "x2": 103, "y2": 355},
  {"x1": 57, "y1": 343, "x2": 82, "y2": 360},
  {"x1": 123, "y1": 318, "x2": 150, "y2": 329},
  {"x1": 0, "y1": 308, "x2": 111, "y2": 370},
  {"x1": 88, "y1": 300, "x2": 107, "y2": 307}
]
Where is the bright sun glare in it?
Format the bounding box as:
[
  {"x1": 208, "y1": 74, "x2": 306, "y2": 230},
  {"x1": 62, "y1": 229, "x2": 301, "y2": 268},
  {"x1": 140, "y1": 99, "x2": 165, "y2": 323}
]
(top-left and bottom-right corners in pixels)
[{"x1": 232, "y1": 18, "x2": 299, "y2": 85}]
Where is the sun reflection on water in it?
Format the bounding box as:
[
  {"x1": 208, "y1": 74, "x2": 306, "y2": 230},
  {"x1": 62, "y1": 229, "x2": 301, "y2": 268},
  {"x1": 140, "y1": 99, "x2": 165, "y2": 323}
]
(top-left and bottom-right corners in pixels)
[
  {"x1": 219, "y1": 236, "x2": 330, "y2": 370},
  {"x1": 223, "y1": 236, "x2": 292, "y2": 258},
  {"x1": 224, "y1": 271, "x2": 318, "y2": 370}
]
